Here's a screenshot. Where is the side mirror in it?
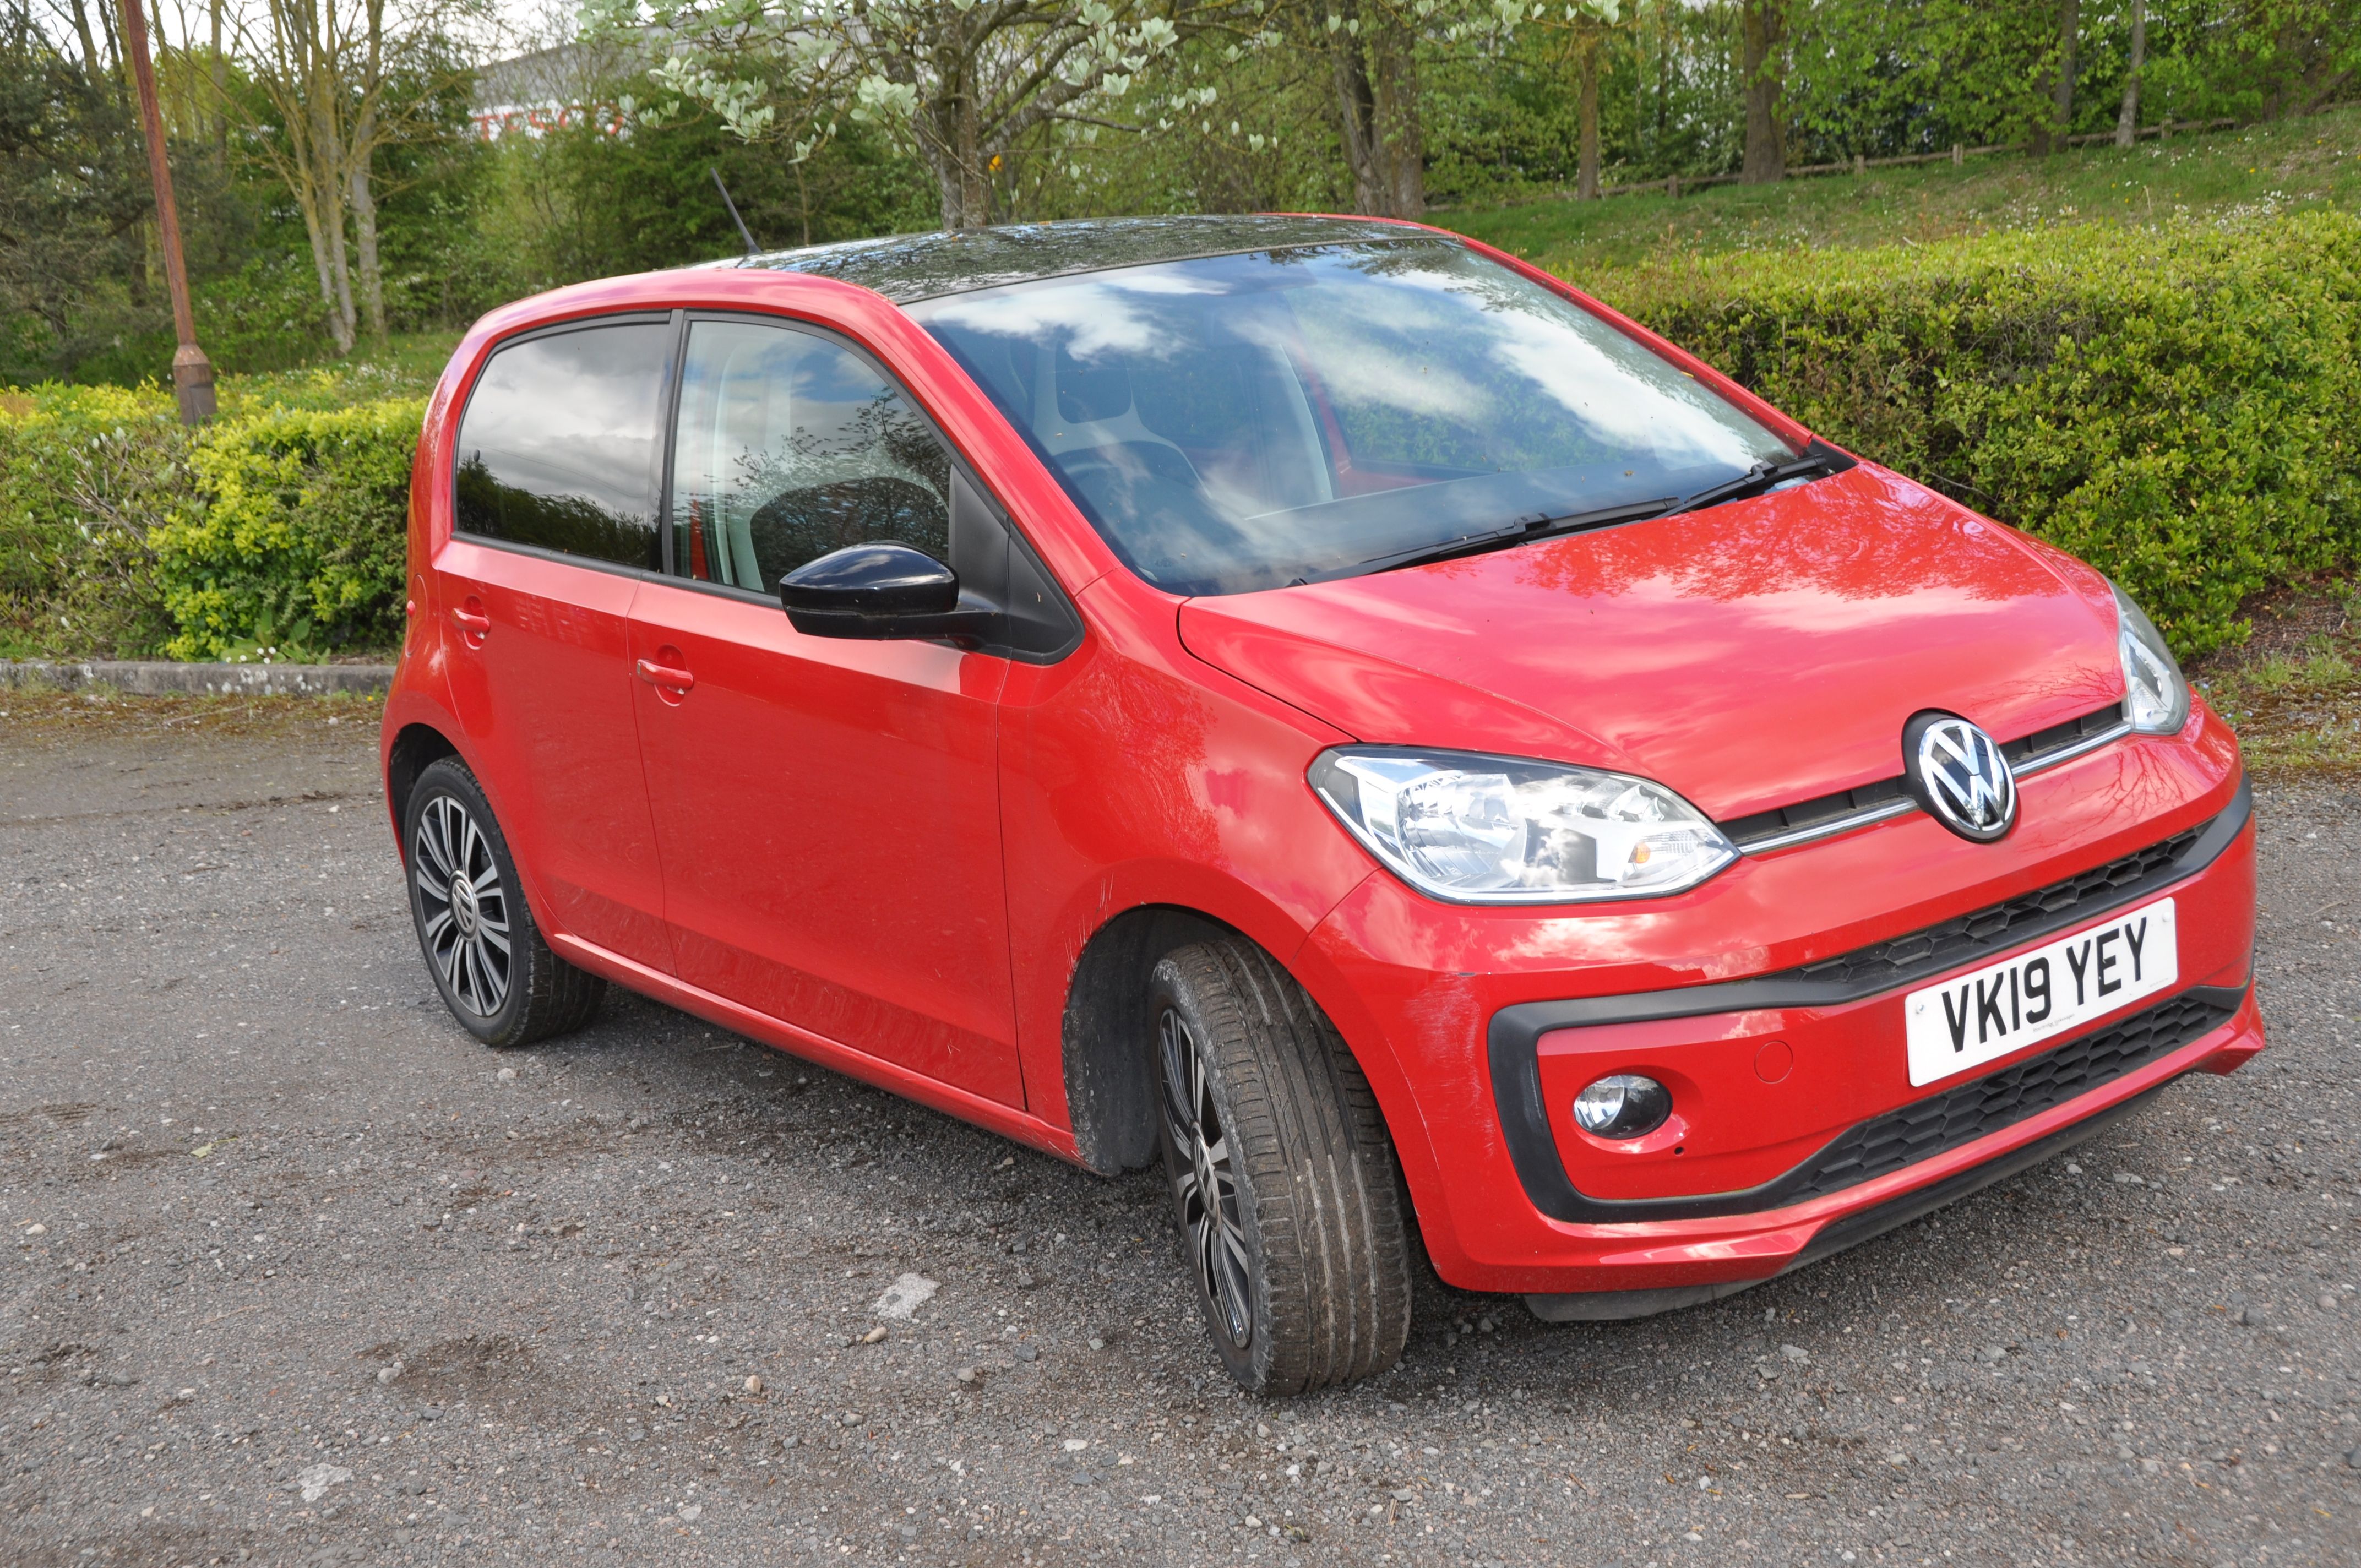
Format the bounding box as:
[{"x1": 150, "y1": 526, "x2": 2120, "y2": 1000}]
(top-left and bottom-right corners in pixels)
[{"x1": 779, "y1": 543, "x2": 994, "y2": 643}]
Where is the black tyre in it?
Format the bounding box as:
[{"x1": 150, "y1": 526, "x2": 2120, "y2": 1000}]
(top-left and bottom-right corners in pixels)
[
  {"x1": 403, "y1": 756, "x2": 603, "y2": 1048},
  {"x1": 1150, "y1": 938, "x2": 1412, "y2": 1394}
]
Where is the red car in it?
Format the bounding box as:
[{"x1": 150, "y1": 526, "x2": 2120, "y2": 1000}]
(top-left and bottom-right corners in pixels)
[{"x1": 380, "y1": 216, "x2": 2260, "y2": 1394}]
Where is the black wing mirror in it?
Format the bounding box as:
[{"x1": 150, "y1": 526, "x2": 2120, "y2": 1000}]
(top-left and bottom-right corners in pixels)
[{"x1": 778, "y1": 543, "x2": 996, "y2": 644}]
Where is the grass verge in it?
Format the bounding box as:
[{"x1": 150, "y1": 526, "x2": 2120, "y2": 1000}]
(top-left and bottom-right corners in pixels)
[
  {"x1": 2194, "y1": 591, "x2": 2361, "y2": 778},
  {"x1": 0, "y1": 683, "x2": 385, "y2": 744},
  {"x1": 1441, "y1": 105, "x2": 2361, "y2": 281}
]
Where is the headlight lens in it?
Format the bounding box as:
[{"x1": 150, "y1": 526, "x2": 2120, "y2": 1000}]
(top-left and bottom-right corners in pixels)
[
  {"x1": 1308, "y1": 748, "x2": 1737, "y2": 904},
  {"x1": 2113, "y1": 584, "x2": 2189, "y2": 734}
]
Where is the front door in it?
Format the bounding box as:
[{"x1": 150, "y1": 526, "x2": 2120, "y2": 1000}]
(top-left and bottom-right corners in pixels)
[
  {"x1": 437, "y1": 314, "x2": 677, "y2": 973},
  {"x1": 628, "y1": 315, "x2": 1022, "y2": 1106}
]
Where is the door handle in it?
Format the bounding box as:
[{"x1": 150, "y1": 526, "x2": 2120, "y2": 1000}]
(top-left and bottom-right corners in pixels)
[
  {"x1": 635, "y1": 658, "x2": 695, "y2": 694},
  {"x1": 451, "y1": 606, "x2": 491, "y2": 639}
]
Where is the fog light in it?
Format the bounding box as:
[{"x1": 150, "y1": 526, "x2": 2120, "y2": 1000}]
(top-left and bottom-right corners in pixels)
[{"x1": 1573, "y1": 1074, "x2": 1671, "y2": 1140}]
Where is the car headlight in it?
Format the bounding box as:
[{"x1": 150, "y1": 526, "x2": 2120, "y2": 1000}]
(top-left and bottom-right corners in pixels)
[
  {"x1": 2112, "y1": 583, "x2": 2189, "y2": 735},
  {"x1": 1307, "y1": 748, "x2": 1737, "y2": 905}
]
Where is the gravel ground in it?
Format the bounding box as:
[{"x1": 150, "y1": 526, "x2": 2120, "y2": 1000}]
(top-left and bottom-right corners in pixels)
[{"x1": 0, "y1": 700, "x2": 2355, "y2": 1568}]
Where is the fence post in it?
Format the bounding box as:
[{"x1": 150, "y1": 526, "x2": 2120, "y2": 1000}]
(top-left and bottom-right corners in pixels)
[
  {"x1": 1952, "y1": 143, "x2": 1964, "y2": 166},
  {"x1": 1853, "y1": 152, "x2": 1867, "y2": 175},
  {"x1": 1667, "y1": 175, "x2": 1679, "y2": 198}
]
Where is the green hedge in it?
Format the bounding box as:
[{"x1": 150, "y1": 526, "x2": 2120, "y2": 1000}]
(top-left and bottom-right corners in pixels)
[
  {"x1": 0, "y1": 385, "x2": 186, "y2": 659},
  {"x1": 151, "y1": 400, "x2": 424, "y2": 661},
  {"x1": 0, "y1": 386, "x2": 421, "y2": 662},
  {"x1": 1593, "y1": 212, "x2": 2361, "y2": 658}
]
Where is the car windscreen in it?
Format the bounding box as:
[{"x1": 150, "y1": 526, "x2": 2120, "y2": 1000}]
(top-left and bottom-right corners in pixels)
[{"x1": 909, "y1": 238, "x2": 1798, "y2": 596}]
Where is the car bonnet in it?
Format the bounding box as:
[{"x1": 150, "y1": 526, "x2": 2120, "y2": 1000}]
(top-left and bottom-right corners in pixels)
[{"x1": 1174, "y1": 463, "x2": 2127, "y2": 826}]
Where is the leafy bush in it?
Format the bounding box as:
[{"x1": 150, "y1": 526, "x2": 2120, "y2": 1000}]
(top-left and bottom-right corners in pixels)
[
  {"x1": 0, "y1": 384, "x2": 187, "y2": 658},
  {"x1": 1598, "y1": 211, "x2": 2361, "y2": 657},
  {"x1": 1, "y1": 384, "x2": 420, "y2": 662},
  {"x1": 150, "y1": 400, "x2": 425, "y2": 661}
]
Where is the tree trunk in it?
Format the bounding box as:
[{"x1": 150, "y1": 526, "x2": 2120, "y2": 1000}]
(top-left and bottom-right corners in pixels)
[
  {"x1": 209, "y1": 0, "x2": 229, "y2": 171},
  {"x1": 1739, "y1": 1, "x2": 1785, "y2": 184},
  {"x1": 348, "y1": 0, "x2": 385, "y2": 337},
  {"x1": 918, "y1": 20, "x2": 989, "y2": 230},
  {"x1": 309, "y1": 91, "x2": 356, "y2": 352},
  {"x1": 1329, "y1": 0, "x2": 1422, "y2": 219},
  {"x1": 1369, "y1": 12, "x2": 1422, "y2": 217},
  {"x1": 2114, "y1": 0, "x2": 2146, "y2": 148},
  {"x1": 1576, "y1": 33, "x2": 1601, "y2": 200},
  {"x1": 67, "y1": 0, "x2": 101, "y2": 74},
  {"x1": 350, "y1": 154, "x2": 383, "y2": 339},
  {"x1": 293, "y1": 179, "x2": 350, "y2": 355},
  {"x1": 2049, "y1": 0, "x2": 2080, "y2": 149},
  {"x1": 1331, "y1": 12, "x2": 1386, "y2": 216}
]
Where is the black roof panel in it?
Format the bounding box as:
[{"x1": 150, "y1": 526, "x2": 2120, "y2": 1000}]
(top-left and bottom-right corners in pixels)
[{"x1": 727, "y1": 215, "x2": 1431, "y2": 303}]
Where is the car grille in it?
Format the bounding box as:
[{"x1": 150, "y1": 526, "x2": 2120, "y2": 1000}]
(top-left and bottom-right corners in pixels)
[
  {"x1": 1781, "y1": 989, "x2": 2238, "y2": 1204},
  {"x1": 1781, "y1": 822, "x2": 2205, "y2": 993}
]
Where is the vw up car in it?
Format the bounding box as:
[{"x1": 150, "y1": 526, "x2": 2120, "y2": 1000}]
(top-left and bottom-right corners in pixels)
[{"x1": 382, "y1": 216, "x2": 2260, "y2": 1393}]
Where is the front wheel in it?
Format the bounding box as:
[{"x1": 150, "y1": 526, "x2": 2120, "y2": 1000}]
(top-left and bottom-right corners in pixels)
[
  {"x1": 404, "y1": 756, "x2": 603, "y2": 1048},
  {"x1": 1151, "y1": 938, "x2": 1412, "y2": 1394}
]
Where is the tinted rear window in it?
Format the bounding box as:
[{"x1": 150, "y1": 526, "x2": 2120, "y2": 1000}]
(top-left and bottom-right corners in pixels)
[{"x1": 454, "y1": 321, "x2": 672, "y2": 570}]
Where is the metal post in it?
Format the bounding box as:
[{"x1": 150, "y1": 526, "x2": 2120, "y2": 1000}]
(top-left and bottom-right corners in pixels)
[{"x1": 119, "y1": 0, "x2": 215, "y2": 424}]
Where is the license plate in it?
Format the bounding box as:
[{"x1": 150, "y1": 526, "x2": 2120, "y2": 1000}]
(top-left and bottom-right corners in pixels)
[{"x1": 1903, "y1": 898, "x2": 2178, "y2": 1087}]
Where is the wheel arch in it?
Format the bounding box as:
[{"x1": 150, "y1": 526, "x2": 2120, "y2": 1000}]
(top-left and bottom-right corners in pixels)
[
  {"x1": 1061, "y1": 903, "x2": 1239, "y2": 1176},
  {"x1": 384, "y1": 721, "x2": 460, "y2": 861}
]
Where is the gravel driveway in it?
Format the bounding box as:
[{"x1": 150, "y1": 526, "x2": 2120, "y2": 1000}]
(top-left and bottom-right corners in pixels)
[{"x1": 1, "y1": 700, "x2": 2354, "y2": 1567}]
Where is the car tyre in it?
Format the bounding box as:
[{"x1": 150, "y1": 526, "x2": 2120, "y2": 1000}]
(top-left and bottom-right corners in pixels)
[
  {"x1": 404, "y1": 756, "x2": 603, "y2": 1048},
  {"x1": 1150, "y1": 937, "x2": 1412, "y2": 1394}
]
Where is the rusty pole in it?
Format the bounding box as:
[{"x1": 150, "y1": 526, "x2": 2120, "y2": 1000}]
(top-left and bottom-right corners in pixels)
[{"x1": 119, "y1": 0, "x2": 216, "y2": 423}]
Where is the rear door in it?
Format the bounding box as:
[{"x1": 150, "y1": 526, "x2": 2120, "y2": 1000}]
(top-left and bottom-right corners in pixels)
[
  {"x1": 437, "y1": 314, "x2": 678, "y2": 972},
  {"x1": 626, "y1": 314, "x2": 1026, "y2": 1105}
]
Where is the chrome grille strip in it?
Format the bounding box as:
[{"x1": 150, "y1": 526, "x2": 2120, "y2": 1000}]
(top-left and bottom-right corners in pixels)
[{"x1": 1728, "y1": 701, "x2": 2131, "y2": 856}]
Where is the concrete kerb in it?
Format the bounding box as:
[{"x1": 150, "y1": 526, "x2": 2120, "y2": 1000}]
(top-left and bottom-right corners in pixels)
[{"x1": 0, "y1": 660, "x2": 394, "y2": 696}]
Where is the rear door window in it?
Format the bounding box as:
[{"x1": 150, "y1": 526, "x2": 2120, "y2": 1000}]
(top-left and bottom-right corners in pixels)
[
  {"x1": 667, "y1": 318, "x2": 952, "y2": 594},
  {"x1": 454, "y1": 320, "x2": 672, "y2": 571}
]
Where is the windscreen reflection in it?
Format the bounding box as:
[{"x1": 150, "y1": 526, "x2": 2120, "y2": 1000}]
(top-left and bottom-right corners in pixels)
[{"x1": 912, "y1": 240, "x2": 1798, "y2": 595}]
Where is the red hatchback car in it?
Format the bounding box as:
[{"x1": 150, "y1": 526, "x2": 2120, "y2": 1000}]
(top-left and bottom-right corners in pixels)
[{"x1": 382, "y1": 215, "x2": 2260, "y2": 1393}]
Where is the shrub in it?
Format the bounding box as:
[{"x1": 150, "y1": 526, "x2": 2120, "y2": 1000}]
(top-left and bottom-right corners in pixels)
[
  {"x1": 1593, "y1": 211, "x2": 2361, "y2": 657},
  {"x1": 150, "y1": 400, "x2": 425, "y2": 661},
  {"x1": 0, "y1": 384, "x2": 187, "y2": 658}
]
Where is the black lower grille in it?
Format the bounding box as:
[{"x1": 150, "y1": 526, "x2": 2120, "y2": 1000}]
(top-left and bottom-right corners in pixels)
[
  {"x1": 1783, "y1": 824, "x2": 2204, "y2": 993},
  {"x1": 1782, "y1": 990, "x2": 2237, "y2": 1203}
]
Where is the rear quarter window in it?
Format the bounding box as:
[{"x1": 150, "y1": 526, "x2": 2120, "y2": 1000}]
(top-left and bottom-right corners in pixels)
[{"x1": 453, "y1": 320, "x2": 672, "y2": 571}]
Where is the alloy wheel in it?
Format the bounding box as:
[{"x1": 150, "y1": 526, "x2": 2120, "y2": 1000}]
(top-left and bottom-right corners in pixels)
[
  {"x1": 1158, "y1": 1006, "x2": 1253, "y2": 1347},
  {"x1": 413, "y1": 793, "x2": 512, "y2": 1019}
]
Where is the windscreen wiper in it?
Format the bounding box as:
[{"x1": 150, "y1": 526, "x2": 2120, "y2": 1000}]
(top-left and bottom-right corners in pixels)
[
  {"x1": 1317, "y1": 497, "x2": 1679, "y2": 584},
  {"x1": 1667, "y1": 449, "x2": 1846, "y2": 518}
]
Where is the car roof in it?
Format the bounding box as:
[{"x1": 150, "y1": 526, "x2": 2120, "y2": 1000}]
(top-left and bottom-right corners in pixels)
[{"x1": 720, "y1": 214, "x2": 1432, "y2": 303}]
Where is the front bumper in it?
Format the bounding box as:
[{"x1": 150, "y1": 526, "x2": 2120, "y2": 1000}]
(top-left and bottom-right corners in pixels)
[{"x1": 1297, "y1": 720, "x2": 2260, "y2": 1298}]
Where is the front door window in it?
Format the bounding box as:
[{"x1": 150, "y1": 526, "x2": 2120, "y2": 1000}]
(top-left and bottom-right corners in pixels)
[{"x1": 668, "y1": 319, "x2": 953, "y2": 592}]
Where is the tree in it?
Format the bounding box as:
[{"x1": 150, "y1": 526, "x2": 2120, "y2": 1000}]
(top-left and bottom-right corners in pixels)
[
  {"x1": 599, "y1": 0, "x2": 1217, "y2": 231},
  {"x1": 1737, "y1": 0, "x2": 1782, "y2": 182},
  {"x1": 224, "y1": 0, "x2": 477, "y2": 350},
  {"x1": 0, "y1": 0, "x2": 149, "y2": 377}
]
